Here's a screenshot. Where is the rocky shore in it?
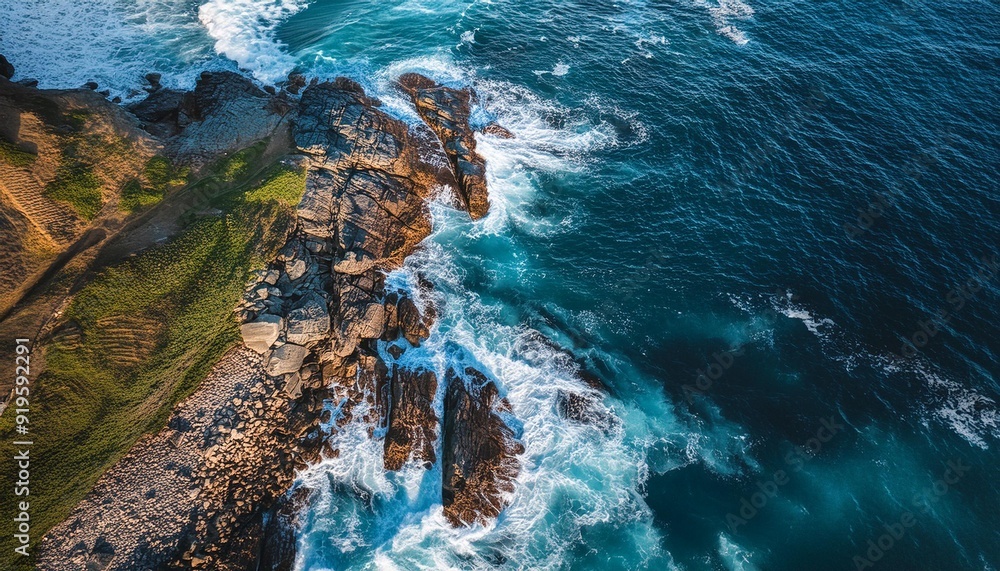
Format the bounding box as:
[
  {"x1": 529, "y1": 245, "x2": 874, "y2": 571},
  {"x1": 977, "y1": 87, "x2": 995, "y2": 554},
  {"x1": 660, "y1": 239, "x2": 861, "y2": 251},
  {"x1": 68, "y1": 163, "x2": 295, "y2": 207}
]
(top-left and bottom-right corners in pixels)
[{"x1": 25, "y1": 68, "x2": 530, "y2": 569}]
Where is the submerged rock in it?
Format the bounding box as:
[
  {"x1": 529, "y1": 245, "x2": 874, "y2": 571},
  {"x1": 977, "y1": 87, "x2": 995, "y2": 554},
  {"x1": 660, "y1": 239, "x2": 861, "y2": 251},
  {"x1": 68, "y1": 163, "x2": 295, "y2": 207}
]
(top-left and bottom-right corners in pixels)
[
  {"x1": 555, "y1": 389, "x2": 618, "y2": 434},
  {"x1": 481, "y1": 122, "x2": 515, "y2": 139}
]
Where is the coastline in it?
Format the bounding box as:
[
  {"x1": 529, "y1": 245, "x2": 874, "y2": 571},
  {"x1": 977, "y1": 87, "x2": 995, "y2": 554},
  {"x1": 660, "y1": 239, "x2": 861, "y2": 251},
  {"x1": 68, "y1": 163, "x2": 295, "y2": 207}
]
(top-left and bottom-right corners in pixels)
[{"x1": 0, "y1": 62, "x2": 560, "y2": 569}]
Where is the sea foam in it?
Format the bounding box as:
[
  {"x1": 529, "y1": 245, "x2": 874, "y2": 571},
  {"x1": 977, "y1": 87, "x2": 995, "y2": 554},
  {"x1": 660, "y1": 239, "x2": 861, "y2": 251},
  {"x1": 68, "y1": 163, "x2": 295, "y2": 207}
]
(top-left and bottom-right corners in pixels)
[{"x1": 198, "y1": 0, "x2": 308, "y2": 83}]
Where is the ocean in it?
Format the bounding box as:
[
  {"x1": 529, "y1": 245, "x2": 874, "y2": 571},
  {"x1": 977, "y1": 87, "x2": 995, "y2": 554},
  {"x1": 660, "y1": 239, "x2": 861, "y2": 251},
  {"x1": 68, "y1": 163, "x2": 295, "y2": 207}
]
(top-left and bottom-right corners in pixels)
[{"x1": 2, "y1": 0, "x2": 999, "y2": 569}]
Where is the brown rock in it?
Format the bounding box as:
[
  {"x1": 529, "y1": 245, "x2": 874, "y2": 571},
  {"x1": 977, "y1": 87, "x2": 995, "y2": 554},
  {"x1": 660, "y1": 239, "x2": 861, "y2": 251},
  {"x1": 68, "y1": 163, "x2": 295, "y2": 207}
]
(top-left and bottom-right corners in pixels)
[
  {"x1": 383, "y1": 366, "x2": 438, "y2": 470},
  {"x1": 397, "y1": 73, "x2": 490, "y2": 219},
  {"x1": 441, "y1": 367, "x2": 523, "y2": 526},
  {"x1": 481, "y1": 123, "x2": 515, "y2": 139},
  {"x1": 0, "y1": 54, "x2": 15, "y2": 79}
]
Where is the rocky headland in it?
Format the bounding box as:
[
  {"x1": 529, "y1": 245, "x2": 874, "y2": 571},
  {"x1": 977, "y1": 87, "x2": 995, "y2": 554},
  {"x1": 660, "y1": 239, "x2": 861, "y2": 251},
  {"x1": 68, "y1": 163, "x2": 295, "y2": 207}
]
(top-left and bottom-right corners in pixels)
[{"x1": 0, "y1": 58, "x2": 545, "y2": 570}]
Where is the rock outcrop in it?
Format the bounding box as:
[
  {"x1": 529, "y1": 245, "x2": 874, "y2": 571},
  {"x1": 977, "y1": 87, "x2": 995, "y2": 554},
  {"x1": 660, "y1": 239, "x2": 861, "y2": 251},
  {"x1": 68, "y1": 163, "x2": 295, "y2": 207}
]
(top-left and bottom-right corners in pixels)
[
  {"x1": 384, "y1": 366, "x2": 438, "y2": 470},
  {"x1": 0, "y1": 55, "x2": 14, "y2": 80},
  {"x1": 129, "y1": 71, "x2": 293, "y2": 167},
  {"x1": 442, "y1": 367, "x2": 524, "y2": 526},
  {"x1": 398, "y1": 73, "x2": 491, "y2": 219}
]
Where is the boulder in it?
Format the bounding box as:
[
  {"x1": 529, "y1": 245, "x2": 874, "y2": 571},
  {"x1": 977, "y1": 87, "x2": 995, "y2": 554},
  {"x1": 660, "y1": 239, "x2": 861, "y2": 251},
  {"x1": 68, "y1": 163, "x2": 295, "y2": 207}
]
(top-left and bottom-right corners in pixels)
[
  {"x1": 285, "y1": 258, "x2": 307, "y2": 281},
  {"x1": 285, "y1": 293, "x2": 330, "y2": 345},
  {"x1": 127, "y1": 88, "x2": 186, "y2": 138},
  {"x1": 240, "y1": 315, "x2": 283, "y2": 353},
  {"x1": 266, "y1": 344, "x2": 308, "y2": 376}
]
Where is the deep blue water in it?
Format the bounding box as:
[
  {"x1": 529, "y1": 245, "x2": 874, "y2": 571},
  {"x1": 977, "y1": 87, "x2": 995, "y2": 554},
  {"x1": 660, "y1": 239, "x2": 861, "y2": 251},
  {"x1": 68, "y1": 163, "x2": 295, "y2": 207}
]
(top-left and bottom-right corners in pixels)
[{"x1": 3, "y1": 0, "x2": 999, "y2": 569}]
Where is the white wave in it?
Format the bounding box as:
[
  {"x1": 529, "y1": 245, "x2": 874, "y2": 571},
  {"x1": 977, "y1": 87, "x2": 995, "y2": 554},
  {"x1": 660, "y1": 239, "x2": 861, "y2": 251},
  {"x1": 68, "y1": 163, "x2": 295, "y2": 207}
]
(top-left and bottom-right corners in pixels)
[
  {"x1": 293, "y1": 205, "x2": 703, "y2": 569},
  {"x1": 197, "y1": 0, "x2": 309, "y2": 84},
  {"x1": 733, "y1": 292, "x2": 999, "y2": 449},
  {"x1": 719, "y1": 533, "x2": 761, "y2": 571},
  {"x1": 472, "y1": 79, "x2": 638, "y2": 237},
  {"x1": 878, "y1": 355, "x2": 999, "y2": 450},
  {"x1": 0, "y1": 0, "x2": 216, "y2": 97},
  {"x1": 532, "y1": 62, "x2": 570, "y2": 77},
  {"x1": 702, "y1": 0, "x2": 755, "y2": 45}
]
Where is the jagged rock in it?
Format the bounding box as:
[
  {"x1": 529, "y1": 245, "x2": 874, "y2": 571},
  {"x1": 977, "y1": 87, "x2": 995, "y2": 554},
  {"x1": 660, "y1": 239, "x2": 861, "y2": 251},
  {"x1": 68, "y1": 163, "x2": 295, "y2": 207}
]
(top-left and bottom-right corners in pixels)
[
  {"x1": 285, "y1": 257, "x2": 307, "y2": 281},
  {"x1": 481, "y1": 123, "x2": 515, "y2": 139},
  {"x1": 397, "y1": 295, "x2": 430, "y2": 346},
  {"x1": 257, "y1": 487, "x2": 308, "y2": 571},
  {"x1": 384, "y1": 366, "x2": 438, "y2": 470},
  {"x1": 335, "y1": 281, "x2": 387, "y2": 346},
  {"x1": 240, "y1": 314, "x2": 283, "y2": 353},
  {"x1": 397, "y1": 73, "x2": 490, "y2": 219},
  {"x1": 283, "y1": 372, "x2": 303, "y2": 399},
  {"x1": 145, "y1": 73, "x2": 162, "y2": 91},
  {"x1": 167, "y1": 71, "x2": 291, "y2": 164},
  {"x1": 127, "y1": 88, "x2": 186, "y2": 138},
  {"x1": 333, "y1": 250, "x2": 376, "y2": 275},
  {"x1": 285, "y1": 292, "x2": 330, "y2": 345},
  {"x1": 442, "y1": 367, "x2": 523, "y2": 526},
  {"x1": 293, "y1": 78, "x2": 451, "y2": 264},
  {"x1": 285, "y1": 72, "x2": 307, "y2": 95},
  {"x1": 266, "y1": 344, "x2": 308, "y2": 376},
  {"x1": 0, "y1": 55, "x2": 14, "y2": 79},
  {"x1": 383, "y1": 291, "x2": 432, "y2": 347}
]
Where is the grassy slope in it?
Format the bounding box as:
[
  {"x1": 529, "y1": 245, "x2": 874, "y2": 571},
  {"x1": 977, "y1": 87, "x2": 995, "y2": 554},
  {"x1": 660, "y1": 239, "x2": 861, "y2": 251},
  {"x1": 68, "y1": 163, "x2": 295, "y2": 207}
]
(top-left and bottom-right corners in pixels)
[{"x1": 0, "y1": 152, "x2": 306, "y2": 566}]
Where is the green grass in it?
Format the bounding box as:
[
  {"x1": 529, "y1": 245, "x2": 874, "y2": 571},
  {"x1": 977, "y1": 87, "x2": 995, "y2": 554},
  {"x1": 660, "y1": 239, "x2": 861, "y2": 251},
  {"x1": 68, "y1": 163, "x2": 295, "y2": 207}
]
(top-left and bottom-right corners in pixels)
[
  {"x1": 144, "y1": 155, "x2": 189, "y2": 189},
  {"x1": 119, "y1": 157, "x2": 191, "y2": 213},
  {"x1": 63, "y1": 110, "x2": 90, "y2": 131},
  {"x1": 0, "y1": 140, "x2": 37, "y2": 168},
  {"x1": 216, "y1": 140, "x2": 268, "y2": 183},
  {"x1": 0, "y1": 156, "x2": 306, "y2": 567},
  {"x1": 44, "y1": 162, "x2": 103, "y2": 219},
  {"x1": 119, "y1": 179, "x2": 161, "y2": 212}
]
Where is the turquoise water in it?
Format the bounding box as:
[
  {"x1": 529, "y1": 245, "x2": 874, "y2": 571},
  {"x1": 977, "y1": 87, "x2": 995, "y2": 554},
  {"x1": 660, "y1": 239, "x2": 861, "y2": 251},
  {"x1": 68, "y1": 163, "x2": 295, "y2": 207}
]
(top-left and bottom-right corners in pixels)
[{"x1": 3, "y1": 0, "x2": 999, "y2": 569}]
